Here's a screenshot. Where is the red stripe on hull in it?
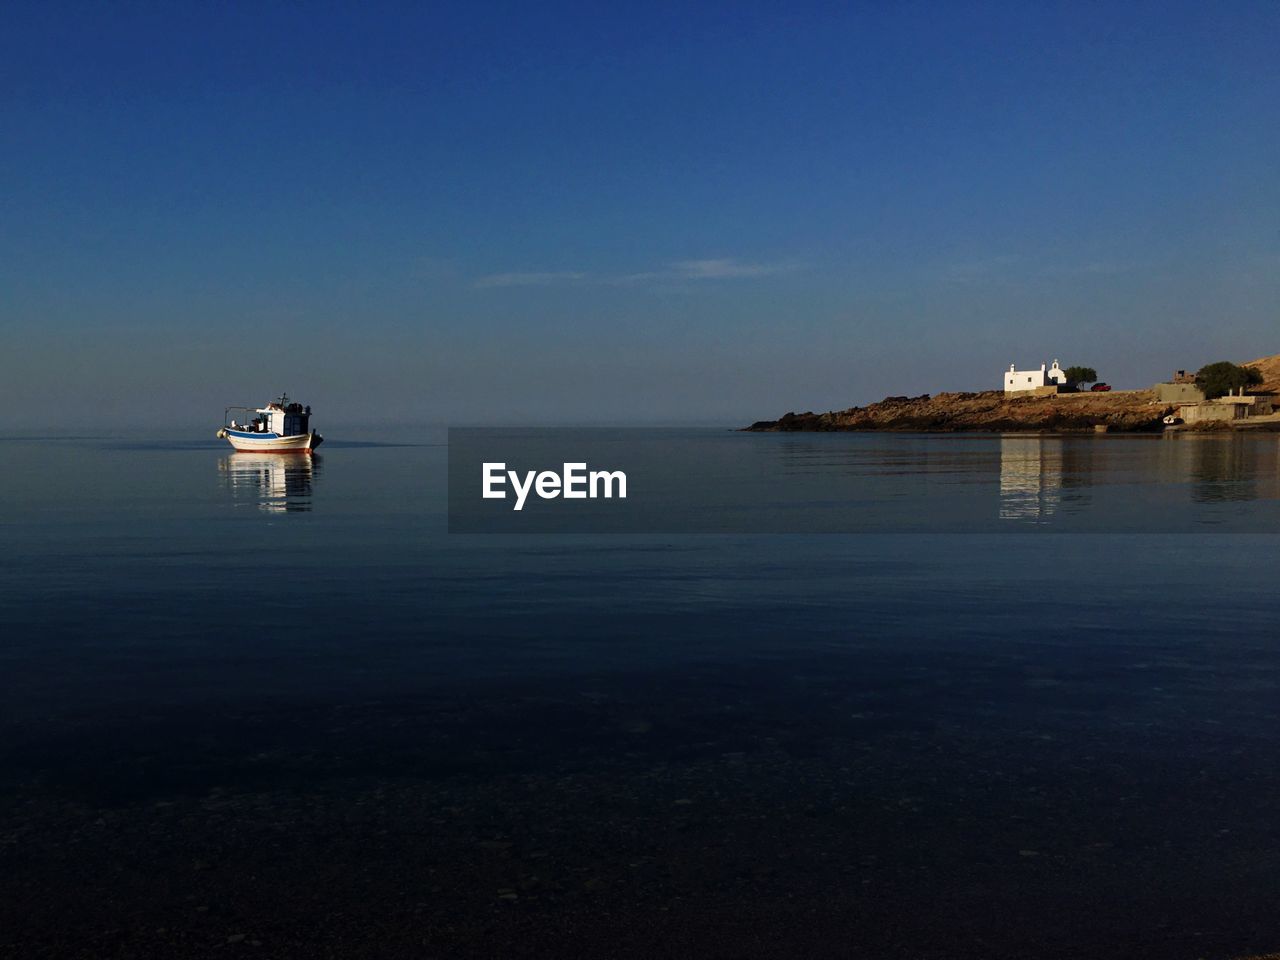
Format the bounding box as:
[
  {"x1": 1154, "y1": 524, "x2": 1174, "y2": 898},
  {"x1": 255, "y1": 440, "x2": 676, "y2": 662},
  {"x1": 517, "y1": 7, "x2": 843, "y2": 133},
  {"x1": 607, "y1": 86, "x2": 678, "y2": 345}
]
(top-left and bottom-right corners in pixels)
[{"x1": 234, "y1": 448, "x2": 314, "y2": 454}]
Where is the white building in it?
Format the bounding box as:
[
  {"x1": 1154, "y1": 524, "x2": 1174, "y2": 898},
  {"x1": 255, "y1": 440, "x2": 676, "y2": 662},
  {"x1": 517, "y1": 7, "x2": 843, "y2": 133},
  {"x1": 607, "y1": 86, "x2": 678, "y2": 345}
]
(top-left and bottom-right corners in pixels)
[{"x1": 1004, "y1": 359, "x2": 1069, "y2": 393}]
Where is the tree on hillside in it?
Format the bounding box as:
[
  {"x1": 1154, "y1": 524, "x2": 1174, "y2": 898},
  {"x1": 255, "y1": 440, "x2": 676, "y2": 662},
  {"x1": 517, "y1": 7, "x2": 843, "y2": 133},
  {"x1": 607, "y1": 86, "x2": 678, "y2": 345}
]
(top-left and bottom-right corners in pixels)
[
  {"x1": 1195, "y1": 361, "x2": 1263, "y2": 399},
  {"x1": 1064, "y1": 365, "x2": 1098, "y2": 386}
]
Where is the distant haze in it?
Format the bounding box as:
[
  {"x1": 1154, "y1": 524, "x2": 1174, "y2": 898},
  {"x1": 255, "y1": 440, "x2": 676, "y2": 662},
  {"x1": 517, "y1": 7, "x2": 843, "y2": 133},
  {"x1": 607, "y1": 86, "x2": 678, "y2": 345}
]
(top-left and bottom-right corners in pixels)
[{"x1": 2, "y1": 2, "x2": 1278, "y2": 429}]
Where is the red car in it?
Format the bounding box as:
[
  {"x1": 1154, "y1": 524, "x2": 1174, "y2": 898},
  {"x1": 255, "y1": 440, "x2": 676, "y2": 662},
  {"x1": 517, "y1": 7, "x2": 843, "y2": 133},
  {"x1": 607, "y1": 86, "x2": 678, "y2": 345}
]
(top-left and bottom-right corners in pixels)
[{"x1": 1090, "y1": 382, "x2": 1112, "y2": 392}]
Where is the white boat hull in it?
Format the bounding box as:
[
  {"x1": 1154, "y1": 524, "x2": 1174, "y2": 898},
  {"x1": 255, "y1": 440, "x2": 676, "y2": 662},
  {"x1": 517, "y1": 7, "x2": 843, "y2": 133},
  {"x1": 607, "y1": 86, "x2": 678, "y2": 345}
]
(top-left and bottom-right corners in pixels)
[{"x1": 217, "y1": 428, "x2": 324, "y2": 453}]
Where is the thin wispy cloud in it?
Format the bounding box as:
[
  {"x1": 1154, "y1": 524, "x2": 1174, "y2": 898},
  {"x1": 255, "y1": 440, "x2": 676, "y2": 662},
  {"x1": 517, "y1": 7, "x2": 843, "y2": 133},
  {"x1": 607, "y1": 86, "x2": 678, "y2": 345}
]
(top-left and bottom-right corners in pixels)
[
  {"x1": 943, "y1": 254, "x2": 1135, "y2": 285},
  {"x1": 475, "y1": 258, "x2": 800, "y2": 289},
  {"x1": 943, "y1": 254, "x2": 1020, "y2": 285},
  {"x1": 474, "y1": 271, "x2": 589, "y2": 288},
  {"x1": 1041, "y1": 260, "x2": 1134, "y2": 277},
  {"x1": 670, "y1": 258, "x2": 793, "y2": 279}
]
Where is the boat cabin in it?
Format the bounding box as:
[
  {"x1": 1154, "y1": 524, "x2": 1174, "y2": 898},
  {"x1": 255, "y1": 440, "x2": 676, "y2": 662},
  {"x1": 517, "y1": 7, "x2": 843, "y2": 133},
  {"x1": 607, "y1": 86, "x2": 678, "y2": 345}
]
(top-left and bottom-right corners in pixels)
[{"x1": 225, "y1": 394, "x2": 312, "y2": 437}]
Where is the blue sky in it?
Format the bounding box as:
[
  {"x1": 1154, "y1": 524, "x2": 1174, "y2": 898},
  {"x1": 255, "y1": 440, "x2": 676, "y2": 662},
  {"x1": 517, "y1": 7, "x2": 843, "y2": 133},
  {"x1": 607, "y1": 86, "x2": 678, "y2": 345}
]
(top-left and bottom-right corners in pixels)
[{"x1": 3, "y1": 1, "x2": 1278, "y2": 426}]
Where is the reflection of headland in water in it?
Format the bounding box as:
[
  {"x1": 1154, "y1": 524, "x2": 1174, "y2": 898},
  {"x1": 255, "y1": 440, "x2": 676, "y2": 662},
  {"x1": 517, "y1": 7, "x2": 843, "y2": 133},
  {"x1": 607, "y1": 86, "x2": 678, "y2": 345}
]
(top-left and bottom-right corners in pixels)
[
  {"x1": 998, "y1": 433, "x2": 1279, "y2": 525},
  {"x1": 220, "y1": 453, "x2": 319, "y2": 513},
  {"x1": 1172, "y1": 434, "x2": 1277, "y2": 504}
]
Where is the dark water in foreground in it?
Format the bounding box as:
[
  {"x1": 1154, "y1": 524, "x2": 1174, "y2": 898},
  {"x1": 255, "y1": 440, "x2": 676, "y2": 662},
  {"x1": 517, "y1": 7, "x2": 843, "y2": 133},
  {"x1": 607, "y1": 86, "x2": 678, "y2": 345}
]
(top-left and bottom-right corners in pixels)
[{"x1": 1, "y1": 430, "x2": 1279, "y2": 958}]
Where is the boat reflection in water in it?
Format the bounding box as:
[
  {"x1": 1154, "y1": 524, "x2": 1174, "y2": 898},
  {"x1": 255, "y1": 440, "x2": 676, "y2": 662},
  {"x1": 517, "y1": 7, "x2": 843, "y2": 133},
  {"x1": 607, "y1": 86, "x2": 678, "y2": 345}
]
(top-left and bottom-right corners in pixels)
[{"x1": 220, "y1": 453, "x2": 320, "y2": 513}]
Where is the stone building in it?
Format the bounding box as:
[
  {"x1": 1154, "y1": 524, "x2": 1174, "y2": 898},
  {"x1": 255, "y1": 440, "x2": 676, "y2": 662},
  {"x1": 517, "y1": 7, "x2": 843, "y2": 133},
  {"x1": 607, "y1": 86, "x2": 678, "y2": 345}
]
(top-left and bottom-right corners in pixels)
[
  {"x1": 1154, "y1": 369, "x2": 1206, "y2": 403},
  {"x1": 1179, "y1": 391, "x2": 1274, "y2": 424}
]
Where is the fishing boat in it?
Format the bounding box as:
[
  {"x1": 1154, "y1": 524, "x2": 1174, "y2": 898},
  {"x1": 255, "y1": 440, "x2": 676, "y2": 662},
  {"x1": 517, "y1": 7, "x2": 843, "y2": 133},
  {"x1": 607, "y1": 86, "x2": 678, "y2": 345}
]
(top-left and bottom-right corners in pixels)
[{"x1": 216, "y1": 394, "x2": 324, "y2": 452}]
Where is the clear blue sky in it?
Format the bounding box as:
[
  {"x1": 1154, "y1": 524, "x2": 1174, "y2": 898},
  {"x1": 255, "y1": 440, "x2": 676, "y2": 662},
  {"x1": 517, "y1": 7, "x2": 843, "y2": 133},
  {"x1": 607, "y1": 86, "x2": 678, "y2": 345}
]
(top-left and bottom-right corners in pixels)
[{"x1": 3, "y1": 1, "x2": 1278, "y2": 426}]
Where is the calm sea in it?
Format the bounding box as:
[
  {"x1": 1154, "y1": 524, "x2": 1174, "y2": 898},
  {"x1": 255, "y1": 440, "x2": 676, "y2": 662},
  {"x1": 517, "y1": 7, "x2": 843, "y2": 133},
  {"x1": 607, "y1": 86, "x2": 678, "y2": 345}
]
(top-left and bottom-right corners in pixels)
[{"x1": 1, "y1": 428, "x2": 1278, "y2": 958}]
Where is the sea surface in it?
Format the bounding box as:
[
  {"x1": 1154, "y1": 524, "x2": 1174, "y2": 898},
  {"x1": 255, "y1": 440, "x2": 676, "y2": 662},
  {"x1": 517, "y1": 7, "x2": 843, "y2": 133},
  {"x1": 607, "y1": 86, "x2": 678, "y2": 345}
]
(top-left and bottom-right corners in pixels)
[{"x1": 1, "y1": 428, "x2": 1279, "y2": 959}]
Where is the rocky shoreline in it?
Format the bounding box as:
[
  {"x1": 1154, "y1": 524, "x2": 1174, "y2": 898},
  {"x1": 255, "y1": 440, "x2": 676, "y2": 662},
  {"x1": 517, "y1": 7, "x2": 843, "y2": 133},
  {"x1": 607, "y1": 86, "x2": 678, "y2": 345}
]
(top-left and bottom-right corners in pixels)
[
  {"x1": 747, "y1": 353, "x2": 1280, "y2": 434},
  {"x1": 746, "y1": 389, "x2": 1172, "y2": 433}
]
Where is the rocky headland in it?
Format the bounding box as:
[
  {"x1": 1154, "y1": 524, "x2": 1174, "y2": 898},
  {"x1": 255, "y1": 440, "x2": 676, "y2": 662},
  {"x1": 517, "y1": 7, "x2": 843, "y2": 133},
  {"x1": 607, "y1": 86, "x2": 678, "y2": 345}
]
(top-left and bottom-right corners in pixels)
[
  {"x1": 746, "y1": 389, "x2": 1168, "y2": 433},
  {"x1": 746, "y1": 353, "x2": 1280, "y2": 434}
]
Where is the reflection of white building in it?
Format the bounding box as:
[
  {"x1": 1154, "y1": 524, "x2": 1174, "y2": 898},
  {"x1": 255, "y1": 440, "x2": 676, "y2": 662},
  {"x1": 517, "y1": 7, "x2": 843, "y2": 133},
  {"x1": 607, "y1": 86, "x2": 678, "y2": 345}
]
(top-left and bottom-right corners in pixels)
[
  {"x1": 999, "y1": 437, "x2": 1062, "y2": 521},
  {"x1": 1004, "y1": 359, "x2": 1068, "y2": 393},
  {"x1": 221, "y1": 453, "x2": 316, "y2": 513}
]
